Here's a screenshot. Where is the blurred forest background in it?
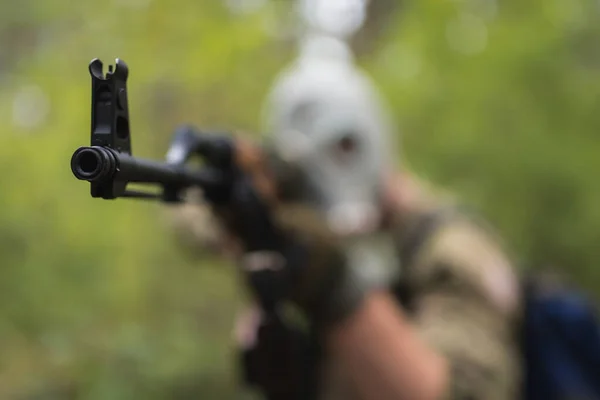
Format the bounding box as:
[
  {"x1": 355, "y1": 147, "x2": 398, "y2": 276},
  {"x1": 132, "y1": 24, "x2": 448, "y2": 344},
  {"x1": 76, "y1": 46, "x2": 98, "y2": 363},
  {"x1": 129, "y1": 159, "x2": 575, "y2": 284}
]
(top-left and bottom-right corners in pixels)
[{"x1": 0, "y1": 0, "x2": 599, "y2": 398}]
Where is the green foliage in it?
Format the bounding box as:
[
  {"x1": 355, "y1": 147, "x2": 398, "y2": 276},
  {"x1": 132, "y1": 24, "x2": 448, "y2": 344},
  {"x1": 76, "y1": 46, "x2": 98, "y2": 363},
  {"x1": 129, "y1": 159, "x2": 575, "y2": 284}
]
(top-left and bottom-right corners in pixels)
[
  {"x1": 0, "y1": 0, "x2": 599, "y2": 398},
  {"x1": 368, "y1": 0, "x2": 600, "y2": 281}
]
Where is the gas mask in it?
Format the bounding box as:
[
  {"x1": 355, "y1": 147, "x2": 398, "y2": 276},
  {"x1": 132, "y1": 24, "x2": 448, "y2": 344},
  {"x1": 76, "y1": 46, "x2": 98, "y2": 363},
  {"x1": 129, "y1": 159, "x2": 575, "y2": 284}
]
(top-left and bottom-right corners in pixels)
[{"x1": 263, "y1": 38, "x2": 395, "y2": 238}]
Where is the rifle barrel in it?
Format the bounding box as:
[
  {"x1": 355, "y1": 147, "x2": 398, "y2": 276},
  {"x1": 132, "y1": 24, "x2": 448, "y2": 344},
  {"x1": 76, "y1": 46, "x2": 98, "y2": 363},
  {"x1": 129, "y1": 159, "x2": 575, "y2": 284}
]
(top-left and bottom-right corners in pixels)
[{"x1": 71, "y1": 146, "x2": 221, "y2": 194}]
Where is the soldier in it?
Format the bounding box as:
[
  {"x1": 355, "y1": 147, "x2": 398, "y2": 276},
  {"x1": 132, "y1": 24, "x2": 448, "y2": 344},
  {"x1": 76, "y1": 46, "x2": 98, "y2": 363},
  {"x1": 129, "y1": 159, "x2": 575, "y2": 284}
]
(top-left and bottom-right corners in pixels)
[
  {"x1": 166, "y1": 3, "x2": 522, "y2": 398},
  {"x1": 229, "y1": 36, "x2": 521, "y2": 400},
  {"x1": 166, "y1": 55, "x2": 521, "y2": 400}
]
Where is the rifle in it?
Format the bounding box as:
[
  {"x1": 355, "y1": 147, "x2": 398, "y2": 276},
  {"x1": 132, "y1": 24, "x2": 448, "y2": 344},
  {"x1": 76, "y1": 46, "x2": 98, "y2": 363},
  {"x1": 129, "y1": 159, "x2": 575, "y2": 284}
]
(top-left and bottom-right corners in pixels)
[
  {"x1": 69, "y1": 58, "x2": 327, "y2": 399},
  {"x1": 70, "y1": 58, "x2": 233, "y2": 203},
  {"x1": 71, "y1": 58, "x2": 290, "y2": 306}
]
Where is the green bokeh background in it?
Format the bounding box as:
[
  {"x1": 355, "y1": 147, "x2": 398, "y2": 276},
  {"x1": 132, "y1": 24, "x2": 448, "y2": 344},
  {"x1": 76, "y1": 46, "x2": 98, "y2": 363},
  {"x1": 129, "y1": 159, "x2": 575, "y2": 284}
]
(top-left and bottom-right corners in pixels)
[{"x1": 0, "y1": 0, "x2": 599, "y2": 398}]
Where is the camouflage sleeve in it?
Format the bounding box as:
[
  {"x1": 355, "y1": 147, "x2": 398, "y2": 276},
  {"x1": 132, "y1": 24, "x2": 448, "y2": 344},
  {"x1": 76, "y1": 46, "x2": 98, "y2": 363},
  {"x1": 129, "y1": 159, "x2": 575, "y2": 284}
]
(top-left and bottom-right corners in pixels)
[{"x1": 406, "y1": 218, "x2": 522, "y2": 400}]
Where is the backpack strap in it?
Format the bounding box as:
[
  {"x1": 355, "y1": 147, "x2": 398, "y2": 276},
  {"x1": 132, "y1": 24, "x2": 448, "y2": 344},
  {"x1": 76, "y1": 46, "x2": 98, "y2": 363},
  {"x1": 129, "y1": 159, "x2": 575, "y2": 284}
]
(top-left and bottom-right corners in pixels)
[{"x1": 520, "y1": 273, "x2": 600, "y2": 400}]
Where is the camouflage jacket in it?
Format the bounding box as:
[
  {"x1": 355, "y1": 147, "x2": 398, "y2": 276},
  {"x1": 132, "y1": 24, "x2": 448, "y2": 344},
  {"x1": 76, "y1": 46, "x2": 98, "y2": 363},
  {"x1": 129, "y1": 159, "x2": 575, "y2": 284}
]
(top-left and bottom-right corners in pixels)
[
  {"x1": 320, "y1": 203, "x2": 523, "y2": 400},
  {"x1": 165, "y1": 143, "x2": 523, "y2": 399}
]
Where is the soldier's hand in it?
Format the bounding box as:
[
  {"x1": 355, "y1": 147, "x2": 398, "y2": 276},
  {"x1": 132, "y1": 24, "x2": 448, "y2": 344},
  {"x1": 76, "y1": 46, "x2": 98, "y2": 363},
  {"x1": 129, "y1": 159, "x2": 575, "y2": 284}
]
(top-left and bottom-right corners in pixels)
[{"x1": 165, "y1": 127, "x2": 371, "y2": 328}]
